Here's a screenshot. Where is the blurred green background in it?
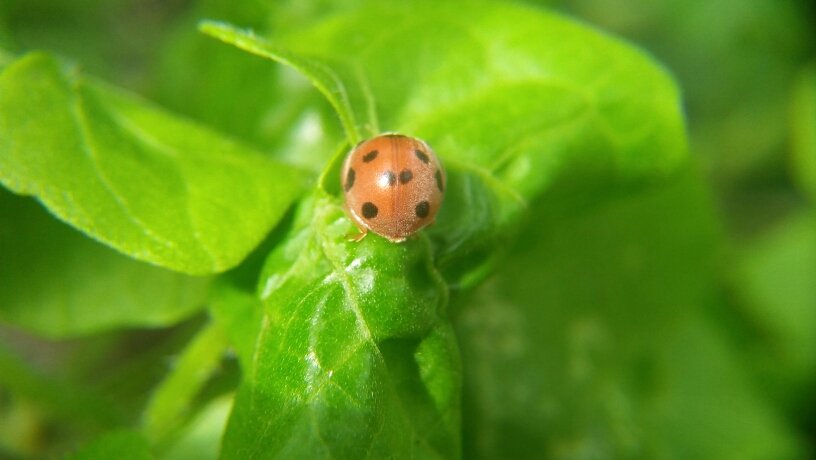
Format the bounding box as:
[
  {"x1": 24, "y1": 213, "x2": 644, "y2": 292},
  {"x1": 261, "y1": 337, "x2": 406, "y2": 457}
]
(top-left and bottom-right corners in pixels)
[{"x1": 0, "y1": 0, "x2": 814, "y2": 458}]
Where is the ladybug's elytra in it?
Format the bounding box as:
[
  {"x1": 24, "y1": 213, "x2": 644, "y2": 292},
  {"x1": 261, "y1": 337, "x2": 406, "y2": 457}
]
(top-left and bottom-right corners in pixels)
[{"x1": 341, "y1": 133, "x2": 445, "y2": 242}]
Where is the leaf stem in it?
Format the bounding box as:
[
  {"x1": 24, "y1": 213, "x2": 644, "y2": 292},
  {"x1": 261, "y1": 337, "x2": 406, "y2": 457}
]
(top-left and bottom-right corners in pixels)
[{"x1": 142, "y1": 321, "x2": 227, "y2": 450}]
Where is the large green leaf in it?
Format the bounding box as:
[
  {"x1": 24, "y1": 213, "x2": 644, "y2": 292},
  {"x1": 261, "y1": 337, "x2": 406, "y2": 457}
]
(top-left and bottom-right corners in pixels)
[
  {"x1": 201, "y1": 0, "x2": 686, "y2": 285},
  {"x1": 532, "y1": 0, "x2": 812, "y2": 187},
  {"x1": 201, "y1": 1, "x2": 689, "y2": 457},
  {"x1": 0, "y1": 52, "x2": 308, "y2": 274},
  {"x1": 220, "y1": 192, "x2": 460, "y2": 459},
  {"x1": 0, "y1": 189, "x2": 210, "y2": 338},
  {"x1": 203, "y1": 0, "x2": 686, "y2": 192},
  {"x1": 456, "y1": 169, "x2": 802, "y2": 459}
]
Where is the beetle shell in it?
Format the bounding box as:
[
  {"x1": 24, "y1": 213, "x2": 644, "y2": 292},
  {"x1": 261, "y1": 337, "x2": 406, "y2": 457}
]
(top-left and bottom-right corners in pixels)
[{"x1": 341, "y1": 133, "x2": 445, "y2": 242}]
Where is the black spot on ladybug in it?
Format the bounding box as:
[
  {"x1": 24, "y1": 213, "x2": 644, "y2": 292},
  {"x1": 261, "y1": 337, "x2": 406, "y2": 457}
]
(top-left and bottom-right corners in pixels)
[
  {"x1": 362, "y1": 150, "x2": 379, "y2": 162},
  {"x1": 382, "y1": 171, "x2": 396, "y2": 186},
  {"x1": 345, "y1": 168, "x2": 355, "y2": 191},
  {"x1": 415, "y1": 201, "x2": 430, "y2": 218},
  {"x1": 415, "y1": 149, "x2": 430, "y2": 164},
  {"x1": 362, "y1": 202, "x2": 379, "y2": 219},
  {"x1": 399, "y1": 169, "x2": 413, "y2": 184},
  {"x1": 435, "y1": 169, "x2": 444, "y2": 192}
]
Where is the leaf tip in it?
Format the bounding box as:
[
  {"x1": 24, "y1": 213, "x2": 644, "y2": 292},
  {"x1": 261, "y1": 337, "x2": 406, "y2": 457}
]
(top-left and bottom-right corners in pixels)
[
  {"x1": 198, "y1": 19, "x2": 250, "y2": 43},
  {"x1": 197, "y1": 19, "x2": 225, "y2": 35},
  {"x1": 198, "y1": 19, "x2": 263, "y2": 43}
]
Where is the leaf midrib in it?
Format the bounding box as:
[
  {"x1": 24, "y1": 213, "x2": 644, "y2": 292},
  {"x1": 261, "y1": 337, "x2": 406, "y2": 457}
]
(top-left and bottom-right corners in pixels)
[{"x1": 250, "y1": 196, "x2": 449, "y2": 458}]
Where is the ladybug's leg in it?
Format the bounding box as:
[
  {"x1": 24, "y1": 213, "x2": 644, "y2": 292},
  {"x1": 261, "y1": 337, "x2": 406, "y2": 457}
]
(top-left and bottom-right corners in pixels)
[{"x1": 347, "y1": 227, "x2": 368, "y2": 242}]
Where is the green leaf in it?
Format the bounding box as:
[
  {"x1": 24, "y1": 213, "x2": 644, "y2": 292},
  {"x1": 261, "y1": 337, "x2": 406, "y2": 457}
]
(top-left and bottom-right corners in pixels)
[
  {"x1": 0, "y1": 189, "x2": 209, "y2": 338},
  {"x1": 160, "y1": 395, "x2": 232, "y2": 460},
  {"x1": 426, "y1": 166, "x2": 524, "y2": 290},
  {"x1": 204, "y1": 1, "x2": 686, "y2": 191},
  {"x1": 220, "y1": 191, "x2": 460, "y2": 459},
  {"x1": 201, "y1": 0, "x2": 686, "y2": 285},
  {"x1": 644, "y1": 315, "x2": 803, "y2": 460},
  {"x1": 456, "y1": 169, "x2": 802, "y2": 459},
  {"x1": 153, "y1": 2, "x2": 280, "y2": 150},
  {"x1": 156, "y1": 2, "x2": 347, "y2": 173},
  {"x1": 69, "y1": 430, "x2": 152, "y2": 460},
  {"x1": 143, "y1": 322, "x2": 228, "y2": 449},
  {"x1": 732, "y1": 211, "x2": 816, "y2": 396},
  {"x1": 791, "y1": 64, "x2": 816, "y2": 201},
  {"x1": 200, "y1": 21, "x2": 380, "y2": 144},
  {"x1": 0, "y1": 52, "x2": 308, "y2": 275},
  {"x1": 209, "y1": 281, "x2": 264, "y2": 372},
  {"x1": 202, "y1": 1, "x2": 689, "y2": 457},
  {"x1": 543, "y1": 0, "x2": 811, "y2": 187},
  {"x1": 284, "y1": 1, "x2": 683, "y2": 181},
  {"x1": 198, "y1": 0, "x2": 690, "y2": 313}
]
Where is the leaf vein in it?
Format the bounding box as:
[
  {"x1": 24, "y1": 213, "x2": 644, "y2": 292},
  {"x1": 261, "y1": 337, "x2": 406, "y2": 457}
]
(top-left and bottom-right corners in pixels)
[
  {"x1": 101, "y1": 105, "x2": 219, "y2": 268},
  {"x1": 70, "y1": 93, "x2": 179, "y2": 255}
]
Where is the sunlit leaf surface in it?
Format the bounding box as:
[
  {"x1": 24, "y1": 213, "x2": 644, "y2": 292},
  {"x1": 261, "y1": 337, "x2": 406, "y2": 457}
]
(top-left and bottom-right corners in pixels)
[{"x1": 0, "y1": 53, "x2": 307, "y2": 274}]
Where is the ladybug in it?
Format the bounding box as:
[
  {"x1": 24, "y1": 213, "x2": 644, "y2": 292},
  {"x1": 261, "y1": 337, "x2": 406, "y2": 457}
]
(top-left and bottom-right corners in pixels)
[{"x1": 341, "y1": 133, "x2": 445, "y2": 242}]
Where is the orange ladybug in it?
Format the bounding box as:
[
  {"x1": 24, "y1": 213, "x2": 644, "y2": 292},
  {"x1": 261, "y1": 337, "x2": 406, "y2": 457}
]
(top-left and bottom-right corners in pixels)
[{"x1": 341, "y1": 133, "x2": 445, "y2": 242}]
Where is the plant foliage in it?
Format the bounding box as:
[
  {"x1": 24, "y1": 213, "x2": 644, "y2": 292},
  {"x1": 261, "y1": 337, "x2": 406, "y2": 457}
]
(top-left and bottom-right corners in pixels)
[{"x1": 0, "y1": 0, "x2": 813, "y2": 459}]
